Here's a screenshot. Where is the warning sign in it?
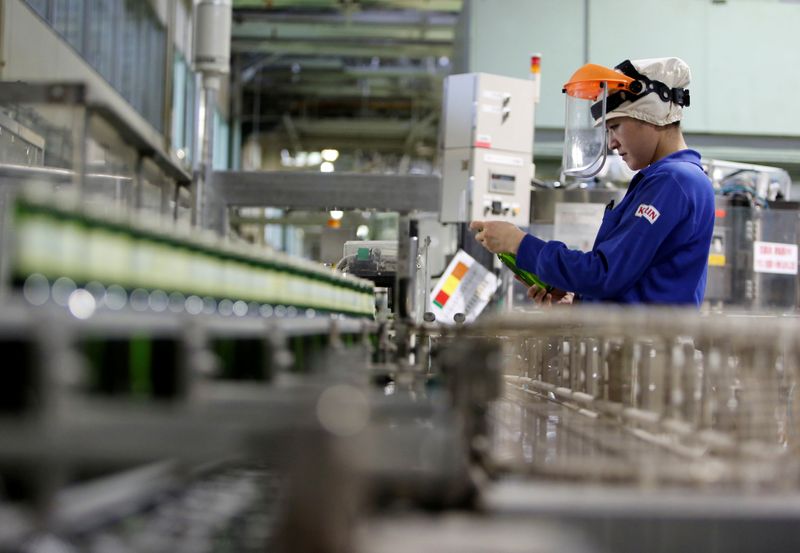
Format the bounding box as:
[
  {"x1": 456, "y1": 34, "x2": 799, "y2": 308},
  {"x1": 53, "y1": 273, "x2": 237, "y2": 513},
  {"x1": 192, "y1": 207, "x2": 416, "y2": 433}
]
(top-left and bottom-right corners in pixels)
[
  {"x1": 429, "y1": 249, "x2": 498, "y2": 325},
  {"x1": 753, "y1": 241, "x2": 798, "y2": 275}
]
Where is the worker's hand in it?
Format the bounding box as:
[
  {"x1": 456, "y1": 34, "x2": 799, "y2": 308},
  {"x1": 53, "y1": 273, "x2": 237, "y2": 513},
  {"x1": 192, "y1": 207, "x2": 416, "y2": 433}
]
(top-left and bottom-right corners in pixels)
[
  {"x1": 527, "y1": 286, "x2": 574, "y2": 307},
  {"x1": 469, "y1": 220, "x2": 526, "y2": 254}
]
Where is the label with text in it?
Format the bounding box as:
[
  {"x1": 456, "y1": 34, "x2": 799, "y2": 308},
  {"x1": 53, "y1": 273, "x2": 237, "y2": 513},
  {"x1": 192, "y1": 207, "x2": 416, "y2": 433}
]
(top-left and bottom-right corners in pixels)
[
  {"x1": 635, "y1": 204, "x2": 660, "y2": 224},
  {"x1": 754, "y1": 241, "x2": 798, "y2": 275}
]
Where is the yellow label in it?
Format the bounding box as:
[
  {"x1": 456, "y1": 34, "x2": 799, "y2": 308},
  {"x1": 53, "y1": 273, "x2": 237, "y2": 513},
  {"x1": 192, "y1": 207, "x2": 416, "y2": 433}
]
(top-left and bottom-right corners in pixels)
[
  {"x1": 442, "y1": 274, "x2": 460, "y2": 295},
  {"x1": 708, "y1": 253, "x2": 726, "y2": 267}
]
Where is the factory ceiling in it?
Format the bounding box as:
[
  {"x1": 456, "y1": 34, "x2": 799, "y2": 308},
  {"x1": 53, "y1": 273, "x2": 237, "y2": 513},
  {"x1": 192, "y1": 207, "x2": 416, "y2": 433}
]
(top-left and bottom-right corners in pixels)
[{"x1": 231, "y1": 0, "x2": 462, "y2": 171}]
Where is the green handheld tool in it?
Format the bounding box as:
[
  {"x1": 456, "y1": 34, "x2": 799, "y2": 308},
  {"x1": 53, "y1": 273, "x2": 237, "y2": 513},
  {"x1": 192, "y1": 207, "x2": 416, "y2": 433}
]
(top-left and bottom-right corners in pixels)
[{"x1": 497, "y1": 252, "x2": 553, "y2": 292}]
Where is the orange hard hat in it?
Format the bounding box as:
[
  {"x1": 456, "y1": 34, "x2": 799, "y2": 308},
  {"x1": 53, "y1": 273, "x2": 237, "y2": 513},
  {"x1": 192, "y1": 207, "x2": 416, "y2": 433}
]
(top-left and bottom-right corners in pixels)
[{"x1": 563, "y1": 63, "x2": 635, "y2": 100}]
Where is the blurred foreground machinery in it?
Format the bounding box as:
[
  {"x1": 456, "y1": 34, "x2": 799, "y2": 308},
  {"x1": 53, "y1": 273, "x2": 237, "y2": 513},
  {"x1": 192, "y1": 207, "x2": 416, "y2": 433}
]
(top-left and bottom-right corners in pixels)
[
  {"x1": 464, "y1": 307, "x2": 800, "y2": 553},
  {"x1": 0, "y1": 79, "x2": 483, "y2": 553},
  {"x1": 10, "y1": 299, "x2": 800, "y2": 552},
  {"x1": 5, "y1": 81, "x2": 800, "y2": 553}
]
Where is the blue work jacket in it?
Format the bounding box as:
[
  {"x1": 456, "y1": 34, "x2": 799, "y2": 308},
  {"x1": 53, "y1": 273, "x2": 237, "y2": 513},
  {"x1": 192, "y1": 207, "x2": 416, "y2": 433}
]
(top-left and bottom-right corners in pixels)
[{"x1": 516, "y1": 149, "x2": 715, "y2": 305}]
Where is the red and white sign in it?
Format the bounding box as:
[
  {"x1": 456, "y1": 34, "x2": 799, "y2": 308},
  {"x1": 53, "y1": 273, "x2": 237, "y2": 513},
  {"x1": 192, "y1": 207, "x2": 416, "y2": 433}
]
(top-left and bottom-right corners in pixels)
[
  {"x1": 474, "y1": 133, "x2": 492, "y2": 148},
  {"x1": 754, "y1": 241, "x2": 798, "y2": 275},
  {"x1": 635, "y1": 203, "x2": 660, "y2": 224}
]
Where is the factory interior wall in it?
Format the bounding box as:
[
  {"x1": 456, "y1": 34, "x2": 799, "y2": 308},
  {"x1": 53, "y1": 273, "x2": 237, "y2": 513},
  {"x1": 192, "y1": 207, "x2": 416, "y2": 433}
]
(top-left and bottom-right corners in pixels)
[
  {"x1": 589, "y1": 0, "x2": 800, "y2": 137},
  {"x1": 0, "y1": 0, "x2": 167, "y2": 151},
  {"x1": 451, "y1": 0, "x2": 472, "y2": 74},
  {"x1": 464, "y1": 0, "x2": 800, "y2": 138},
  {"x1": 464, "y1": 0, "x2": 585, "y2": 130},
  {"x1": 0, "y1": 0, "x2": 231, "y2": 163}
]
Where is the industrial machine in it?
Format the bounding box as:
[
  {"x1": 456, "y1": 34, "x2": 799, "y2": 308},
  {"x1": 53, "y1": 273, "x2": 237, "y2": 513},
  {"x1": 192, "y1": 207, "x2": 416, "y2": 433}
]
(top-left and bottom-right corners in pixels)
[
  {"x1": 703, "y1": 159, "x2": 799, "y2": 310},
  {"x1": 5, "y1": 61, "x2": 800, "y2": 553},
  {"x1": 474, "y1": 307, "x2": 800, "y2": 552},
  {"x1": 440, "y1": 73, "x2": 537, "y2": 226},
  {"x1": 435, "y1": 71, "x2": 543, "y2": 316}
]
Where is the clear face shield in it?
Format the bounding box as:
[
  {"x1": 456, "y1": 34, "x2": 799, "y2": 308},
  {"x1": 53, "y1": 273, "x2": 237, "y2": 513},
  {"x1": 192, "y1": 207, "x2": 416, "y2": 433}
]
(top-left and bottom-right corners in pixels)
[{"x1": 562, "y1": 82, "x2": 609, "y2": 179}]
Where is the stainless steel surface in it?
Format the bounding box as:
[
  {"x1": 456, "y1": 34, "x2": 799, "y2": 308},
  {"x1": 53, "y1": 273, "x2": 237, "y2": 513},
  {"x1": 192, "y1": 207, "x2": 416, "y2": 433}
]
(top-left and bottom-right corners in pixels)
[
  {"x1": 193, "y1": 86, "x2": 216, "y2": 227},
  {"x1": 0, "y1": 162, "x2": 133, "y2": 185},
  {"x1": 530, "y1": 188, "x2": 625, "y2": 224},
  {"x1": 6, "y1": 295, "x2": 800, "y2": 552},
  {"x1": 88, "y1": 106, "x2": 191, "y2": 187},
  {"x1": 0, "y1": 290, "x2": 464, "y2": 549},
  {"x1": 705, "y1": 196, "x2": 800, "y2": 309},
  {"x1": 485, "y1": 480, "x2": 800, "y2": 553},
  {"x1": 434, "y1": 307, "x2": 800, "y2": 552},
  {"x1": 457, "y1": 308, "x2": 800, "y2": 488},
  {"x1": 0, "y1": 109, "x2": 45, "y2": 163},
  {"x1": 394, "y1": 215, "x2": 418, "y2": 325},
  {"x1": 705, "y1": 158, "x2": 792, "y2": 200},
  {"x1": 0, "y1": 81, "x2": 191, "y2": 185},
  {"x1": 0, "y1": 81, "x2": 87, "y2": 105},
  {"x1": 355, "y1": 515, "x2": 595, "y2": 553}
]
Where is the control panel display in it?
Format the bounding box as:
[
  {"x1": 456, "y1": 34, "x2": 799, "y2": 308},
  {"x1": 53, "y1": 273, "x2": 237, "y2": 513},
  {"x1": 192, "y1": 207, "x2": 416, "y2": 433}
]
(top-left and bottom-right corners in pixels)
[{"x1": 489, "y1": 173, "x2": 515, "y2": 194}]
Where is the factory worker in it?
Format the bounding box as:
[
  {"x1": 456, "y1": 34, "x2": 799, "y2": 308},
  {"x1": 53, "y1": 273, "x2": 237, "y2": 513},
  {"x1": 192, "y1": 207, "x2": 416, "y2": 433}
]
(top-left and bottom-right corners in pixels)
[{"x1": 471, "y1": 57, "x2": 714, "y2": 306}]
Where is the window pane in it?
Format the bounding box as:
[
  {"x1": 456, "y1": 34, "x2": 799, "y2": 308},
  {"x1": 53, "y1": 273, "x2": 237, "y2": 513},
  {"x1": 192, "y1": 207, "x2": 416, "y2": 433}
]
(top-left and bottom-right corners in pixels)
[
  {"x1": 183, "y1": 69, "x2": 196, "y2": 165},
  {"x1": 85, "y1": 0, "x2": 115, "y2": 81},
  {"x1": 24, "y1": 0, "x2": 49, "y2": 19},
  {"x1": 51, "y1": 0, "x2": 84, "y2": 52},
  {"x1": 213, "y1": 109, "x2": 230, "y2": 170},
  {"x1": 171, "y1": 53, "x2": 187, "y2": 152}
]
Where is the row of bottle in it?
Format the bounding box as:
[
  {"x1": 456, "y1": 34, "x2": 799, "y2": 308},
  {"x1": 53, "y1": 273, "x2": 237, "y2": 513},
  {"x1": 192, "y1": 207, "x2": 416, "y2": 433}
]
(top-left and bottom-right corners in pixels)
[{"x1": 11, "y1": 189, "x2": 375, "y2": 317}]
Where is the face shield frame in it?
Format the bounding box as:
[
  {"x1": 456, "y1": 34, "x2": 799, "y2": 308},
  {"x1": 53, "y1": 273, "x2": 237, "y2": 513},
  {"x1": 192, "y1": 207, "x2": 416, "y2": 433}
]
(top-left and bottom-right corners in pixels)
[
  {"x1": 561, "y1": 81, "x2": 609, "y2": 180},
  {"x1": 560, "y1": 63, "x2": 639, "y2": 180}
]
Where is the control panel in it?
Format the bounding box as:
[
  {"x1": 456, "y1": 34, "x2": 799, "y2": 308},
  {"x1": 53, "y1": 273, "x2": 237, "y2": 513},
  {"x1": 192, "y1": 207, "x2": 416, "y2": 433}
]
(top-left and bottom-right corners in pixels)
[{"x1": 440, "y1": 73, "x2": 538, "y2": 225}]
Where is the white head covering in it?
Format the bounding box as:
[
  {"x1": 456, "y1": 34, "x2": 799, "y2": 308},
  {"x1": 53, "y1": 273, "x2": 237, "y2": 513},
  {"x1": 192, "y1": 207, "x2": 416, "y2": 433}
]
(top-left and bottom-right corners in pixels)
[{"x1": 606, "y1": 57, "x2": 691, "y2": 126}]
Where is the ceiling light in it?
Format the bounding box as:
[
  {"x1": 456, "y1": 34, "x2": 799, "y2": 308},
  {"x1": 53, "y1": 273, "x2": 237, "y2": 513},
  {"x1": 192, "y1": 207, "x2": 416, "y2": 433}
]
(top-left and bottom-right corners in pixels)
[
  {"x1": 307, "y1": 151, "x2": 322, "y2": 166},
  {"x1": 321, "y1": 149, "x2": 339, "y2": 162},
  {"x1": 329, "y1": 210, "x2": 344, "y2": 220}
]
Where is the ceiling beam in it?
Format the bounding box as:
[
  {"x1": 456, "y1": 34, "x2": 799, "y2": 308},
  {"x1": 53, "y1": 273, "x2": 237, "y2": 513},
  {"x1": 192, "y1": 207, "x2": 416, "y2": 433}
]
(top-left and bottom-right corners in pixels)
[
  {"x1": 292, "y1": 118, "x2": 421, "y2": 138},
  {"x1": 233, "y1": 21, "x2": 455, "y2": 42},
  {"x1": 243, "y1": 71, "x2": 443, "y2": 85},
  {"x1": 243, "y1": 82, "x2": 442, "y2": 98},
  {"x1": 233, "y1": 10, "x2": 458, "y2": 27},
  {"x1": 231, "y1": 39, "x2": 453, "y2": 59},
  {"x1": 358, "y1": 0, "x2": 462, "y2": 10},
  {"x1": 233, "y1": 1, "x2": 462, "y2": 14}
]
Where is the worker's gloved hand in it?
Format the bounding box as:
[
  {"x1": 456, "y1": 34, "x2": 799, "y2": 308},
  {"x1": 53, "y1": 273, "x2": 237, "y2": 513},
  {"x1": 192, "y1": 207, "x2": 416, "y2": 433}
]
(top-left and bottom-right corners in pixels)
[
  {"x1": 527, "y1": 285, "x2": 573, "y2": 307},
  {"x1": 469, "y1": 220, "x2": 526, "y2": 254}
]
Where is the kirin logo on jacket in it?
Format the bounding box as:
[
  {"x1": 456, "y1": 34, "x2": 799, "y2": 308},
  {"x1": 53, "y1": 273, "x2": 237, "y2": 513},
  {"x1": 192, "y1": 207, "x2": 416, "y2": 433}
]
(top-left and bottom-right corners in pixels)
[{"x1": 635, "y1": 204, "x2": 660, "y2": 224}]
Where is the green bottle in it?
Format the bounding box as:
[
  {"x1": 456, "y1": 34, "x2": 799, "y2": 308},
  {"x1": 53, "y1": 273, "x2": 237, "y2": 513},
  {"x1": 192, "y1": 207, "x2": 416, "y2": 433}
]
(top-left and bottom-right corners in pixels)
[{"x1": 497, "y1": 252, "x2": 553, "y2": 292}]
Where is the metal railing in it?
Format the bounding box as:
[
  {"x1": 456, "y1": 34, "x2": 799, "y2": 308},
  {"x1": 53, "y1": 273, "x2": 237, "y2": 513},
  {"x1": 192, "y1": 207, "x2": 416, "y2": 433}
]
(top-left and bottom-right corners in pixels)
[{"x1": 456, "y1": 307, "x2": 800, "y2": 487}]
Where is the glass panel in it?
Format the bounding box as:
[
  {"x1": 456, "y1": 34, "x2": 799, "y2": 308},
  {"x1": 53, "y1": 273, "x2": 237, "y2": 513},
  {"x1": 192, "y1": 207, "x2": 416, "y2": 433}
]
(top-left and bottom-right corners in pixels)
[
  {"x1": 24, "y1": 0, "x2": 49, "y2": 19},
  {"x1": 0, "y1": 84, "x2": 137, "y2": 205},
  {"x1": 51, "y1": 0, "x2": 84, "y2": 52},
  {"x1": 213, "y1": 109, "x2": 230, "y2": 170},
  {"x1": 148, "y1": 24, "x2": 166, "y2": 132},
  {"x1": 23, "y1": 0, "x2": 166, "y2": 137},
  {"x1": 183, "y1": 69, "x2": 197, "y2": 166},
  {"x1": 84, "y1": 0, "x2": 113, "y2": 80},
  {"x1": 171, "y1": 53, "x2": 187, "y2": 152}
]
